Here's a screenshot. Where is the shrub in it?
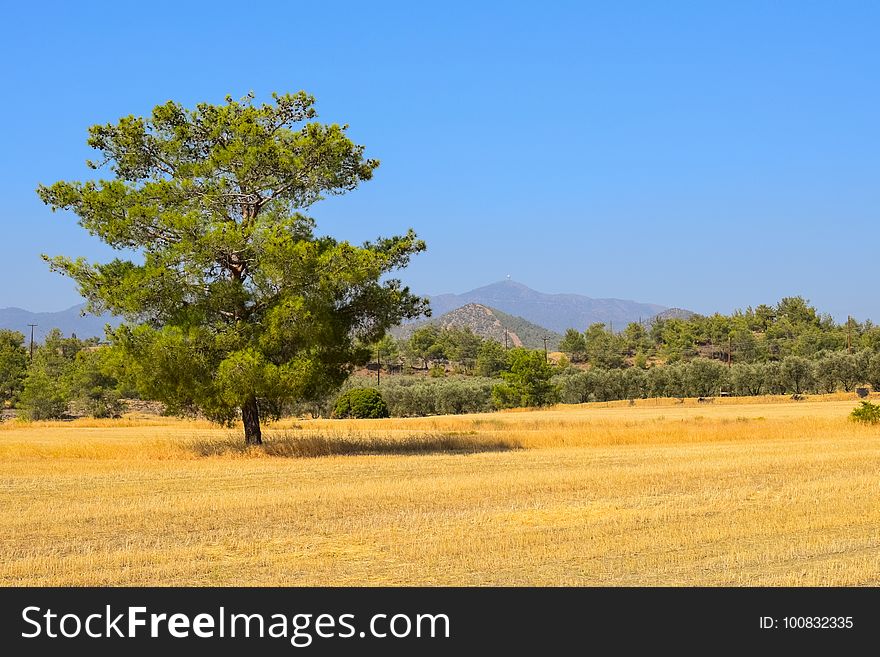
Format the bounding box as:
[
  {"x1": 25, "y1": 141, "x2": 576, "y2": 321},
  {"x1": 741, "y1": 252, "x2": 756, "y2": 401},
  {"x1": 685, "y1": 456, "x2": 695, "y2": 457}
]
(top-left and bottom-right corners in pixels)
[
  {"x1": 621, "y1": 367, "x2": 648, "y2": 399},
  {"x1": 19, "y1": 368, "x2": 69, "y2": 420},
  {"x1": 850, "y1": 401, "x2": 880, "y2": 425},
  {"x1": 69, "y1": 390, "x2": 125, "y2": 419},
  {"x1": 333, "y1": 388, "x2": 389, "y2": 419},
  {"x1": 730, "y1": 362, "x2": 768, "y2": 396}
]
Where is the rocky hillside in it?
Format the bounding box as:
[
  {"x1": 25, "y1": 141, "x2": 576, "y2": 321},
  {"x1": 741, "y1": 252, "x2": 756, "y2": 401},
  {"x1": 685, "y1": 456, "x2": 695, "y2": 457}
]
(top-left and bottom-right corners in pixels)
[
  {"x1": 392, "y1": 303, "x2": 562, "y2": 350},
  {"x1": 646, "y1": 307, "x2": 697, "y2": 323}
]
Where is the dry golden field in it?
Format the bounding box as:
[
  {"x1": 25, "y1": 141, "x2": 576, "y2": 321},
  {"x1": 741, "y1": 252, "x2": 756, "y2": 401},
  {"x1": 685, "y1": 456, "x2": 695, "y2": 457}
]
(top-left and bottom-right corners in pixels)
[{"x1": 1, "y1": 394, "x2": 878, "y2": 586}]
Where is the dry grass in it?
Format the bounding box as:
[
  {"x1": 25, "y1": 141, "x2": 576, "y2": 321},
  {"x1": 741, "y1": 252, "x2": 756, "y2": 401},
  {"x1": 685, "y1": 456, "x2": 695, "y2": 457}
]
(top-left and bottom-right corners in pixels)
[{"x1": 0, "y1": 394, "x2": 878, "y2": 586}]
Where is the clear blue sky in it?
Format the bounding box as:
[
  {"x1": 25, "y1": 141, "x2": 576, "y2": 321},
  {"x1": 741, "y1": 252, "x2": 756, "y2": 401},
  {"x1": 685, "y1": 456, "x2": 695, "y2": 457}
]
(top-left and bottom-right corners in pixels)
[{"x1": 2, "y1": 1, "x2": 877, "y2": 320}]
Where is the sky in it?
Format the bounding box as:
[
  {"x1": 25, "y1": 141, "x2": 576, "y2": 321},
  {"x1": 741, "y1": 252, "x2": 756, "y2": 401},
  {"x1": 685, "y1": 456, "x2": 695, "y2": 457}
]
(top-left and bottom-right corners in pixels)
[{"x1": 1, "y1": 1, "x2": 877, "y2": 320}]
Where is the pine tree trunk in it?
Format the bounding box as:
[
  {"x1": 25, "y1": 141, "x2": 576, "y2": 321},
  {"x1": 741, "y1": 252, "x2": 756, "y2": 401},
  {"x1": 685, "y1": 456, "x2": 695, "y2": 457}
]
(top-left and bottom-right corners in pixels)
[{"x1": 242, "y1": 395, "x2": 262, "y2": 445}]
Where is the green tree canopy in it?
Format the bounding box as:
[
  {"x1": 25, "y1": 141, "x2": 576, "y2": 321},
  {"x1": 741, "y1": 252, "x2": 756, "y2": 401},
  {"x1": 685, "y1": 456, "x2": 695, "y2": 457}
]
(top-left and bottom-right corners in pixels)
[
  {"x1": 780, "y1": 355, "x2": 814, "y2": 395},
  {"x1": 559, "y1": 328, "x2": 587, "y2": 362},
  {"x1": 584, "y1": 323, "x2": 624, "y2": 369},
  {"x1": 439, "y1": 327, "x2": 482, "y2": 372},
  {"x1": 66, "y1": 348, "x2": 125, "y2": 418},
  {"x1": 685, "y1": 358, "x2": 728, "y2": 397},
  {"x1": 373, "y1": 334, "x2": 401, "y2": 366},
  {"x1": 475, "y1": 339, "x2": 509, "y2": 378},
  {"x1": 408, "y1": 325, "x2": 446, "y2": 368},
  {"x1": 492, "y1": 348, "x2": 559, "y2": 408},
  {"x1": 38, "y1": 92, "x2": 427, "y2": 443},
  {"x1": 0, "y1": 330, "x2": 27, "y2": 406},
  {"x1": 19, "y1": 329, "x2": 89, "y2": 420}
]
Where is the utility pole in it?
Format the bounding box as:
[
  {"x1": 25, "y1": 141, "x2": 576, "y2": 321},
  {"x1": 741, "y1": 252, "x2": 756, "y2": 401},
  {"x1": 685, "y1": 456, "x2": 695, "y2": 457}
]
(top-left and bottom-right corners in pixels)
[
  {"x1": 27, "y1": 324, "x2": 37, "y2": 361},
  {"x1": 376, "y1": 346, "x2": 381, "y2": 387},
  {"x1": 727, "y1": 334, "x2": 732, "y2": 368},
  {"x1": 504, "y1": 328, "x2": 509, "y2": 350},
  {"x1": 847, "y1": 316, "x2": 852, "y2": 354},
  {"x1": 542, "y1": 336, "x2": 549, "y2": 363}
]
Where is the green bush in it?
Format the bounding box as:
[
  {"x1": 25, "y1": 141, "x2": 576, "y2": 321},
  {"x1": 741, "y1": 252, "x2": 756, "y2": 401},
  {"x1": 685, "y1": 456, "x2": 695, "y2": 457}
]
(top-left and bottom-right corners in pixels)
[
  {"x1": 18, "y1": 329, "x2": 96, "y2": 420},
  {"x1": 333, "y1": 388, "x2": 389, "y2": 419},
  {"x1": 850, "y1": 401, "x2": 880, "y2": 425},
  {"x1": 66, "y1": 349, "x2": 125, "y2": 418},
  {"x1": 19, "y1": 368, "x2": 69, "y2": 420},
  {"x1": 0, "y1": 329, "x2": 27, "y2": 406}
]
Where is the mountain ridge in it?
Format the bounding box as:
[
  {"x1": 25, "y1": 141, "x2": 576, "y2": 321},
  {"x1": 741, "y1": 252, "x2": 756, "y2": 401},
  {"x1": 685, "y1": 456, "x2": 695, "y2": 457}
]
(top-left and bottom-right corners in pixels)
[
  {"x1": 0, "y1": 304, "x2": 120, "y2": 341},
  {"x1": 1, "y1": 281, "x2": 687, "y2": 344}
]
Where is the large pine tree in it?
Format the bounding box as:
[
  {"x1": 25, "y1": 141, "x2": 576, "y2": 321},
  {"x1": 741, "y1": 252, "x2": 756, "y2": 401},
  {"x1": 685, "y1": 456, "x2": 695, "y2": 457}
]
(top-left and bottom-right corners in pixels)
[{"x1": 38, "y1": 92, "x2": 427, "y2": 443}]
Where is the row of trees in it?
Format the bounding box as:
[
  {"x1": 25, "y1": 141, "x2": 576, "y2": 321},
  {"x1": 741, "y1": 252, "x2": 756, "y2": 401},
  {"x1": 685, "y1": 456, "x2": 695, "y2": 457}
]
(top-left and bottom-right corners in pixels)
[
  {"x1": 558, "y1": 297, "x2": 880, "y2": 367},
  {"x1": 370, "y1": 298, "x2": 880, "y2": 382},
  {"x1": 5, "y1": 306, "x2": 880, "y2": 421},
  {"x1": 4, "y1": 328, "x2": 880, "y2": 420},
  {"x1": 335, "y1": 346, "x2": 558, "y2": 417},
  {"x1": 557, "y1": 353, "x2": 880, "y2": 403},
  {"x1": 0, "y1": 329, "x2": 125, "y2": 420},
  {"x1": 344, "y1": 378, "x2": 497, "y2": 417},
  {"x1": 341, "y1": 351, "x2": 880, "y2": 417}
]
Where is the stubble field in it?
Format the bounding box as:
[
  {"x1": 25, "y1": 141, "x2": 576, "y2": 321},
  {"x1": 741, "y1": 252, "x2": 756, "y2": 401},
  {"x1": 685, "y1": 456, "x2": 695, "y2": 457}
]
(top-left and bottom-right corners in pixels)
[{"x1": 1, "y1": 394, "x2": 878, "y2": 586}]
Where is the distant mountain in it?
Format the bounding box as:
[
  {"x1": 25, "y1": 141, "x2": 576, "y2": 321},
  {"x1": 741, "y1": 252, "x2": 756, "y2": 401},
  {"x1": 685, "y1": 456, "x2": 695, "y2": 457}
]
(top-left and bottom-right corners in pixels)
[
  {"x1": 427, "y1": 280, "x2": 669, "y2": 334},
  {"x1": 2, "y1": 282, "x2": 690, "y2": 345},
  {"x1": 0, "y1": 304, "x2": 120, "y2": 342},
  {"x1": 392, "y1": 303, "x2": 563, "y2": 350}
]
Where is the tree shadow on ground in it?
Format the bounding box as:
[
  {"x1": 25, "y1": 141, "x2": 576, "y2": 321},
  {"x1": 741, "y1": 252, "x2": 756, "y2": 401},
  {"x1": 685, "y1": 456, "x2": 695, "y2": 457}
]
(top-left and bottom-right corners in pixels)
[{"x1": 187, "y1": 431, "x2": 521, "y2": 458}]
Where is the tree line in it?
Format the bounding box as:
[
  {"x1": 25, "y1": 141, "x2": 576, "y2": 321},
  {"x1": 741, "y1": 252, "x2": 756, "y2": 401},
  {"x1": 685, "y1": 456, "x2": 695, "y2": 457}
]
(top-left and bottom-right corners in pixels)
[
  {"x1": 0, "y1": 329, "x2": 126, "y2": 419},
  {"x1": 336, "y1": 296, "x2": 880, "y2": 416},
  {"x1": 3, "y1": 296, "x2": 880, "y2": 420},
  {"x1": 0, "y1": 297, "x2": 880, "y2": 419},
  {"x1": 559, "y1": 296, "x2": 880, "y2": 366}
]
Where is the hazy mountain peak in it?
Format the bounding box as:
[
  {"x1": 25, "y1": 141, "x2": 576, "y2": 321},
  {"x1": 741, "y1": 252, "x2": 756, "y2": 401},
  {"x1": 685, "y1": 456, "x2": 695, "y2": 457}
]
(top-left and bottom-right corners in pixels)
[
  {"x1": 0, "y1": 303, "x2": 119, "y2": 341},
  {"x1": 427, "y1": 281, "x2": 669, "y2": 334}
]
